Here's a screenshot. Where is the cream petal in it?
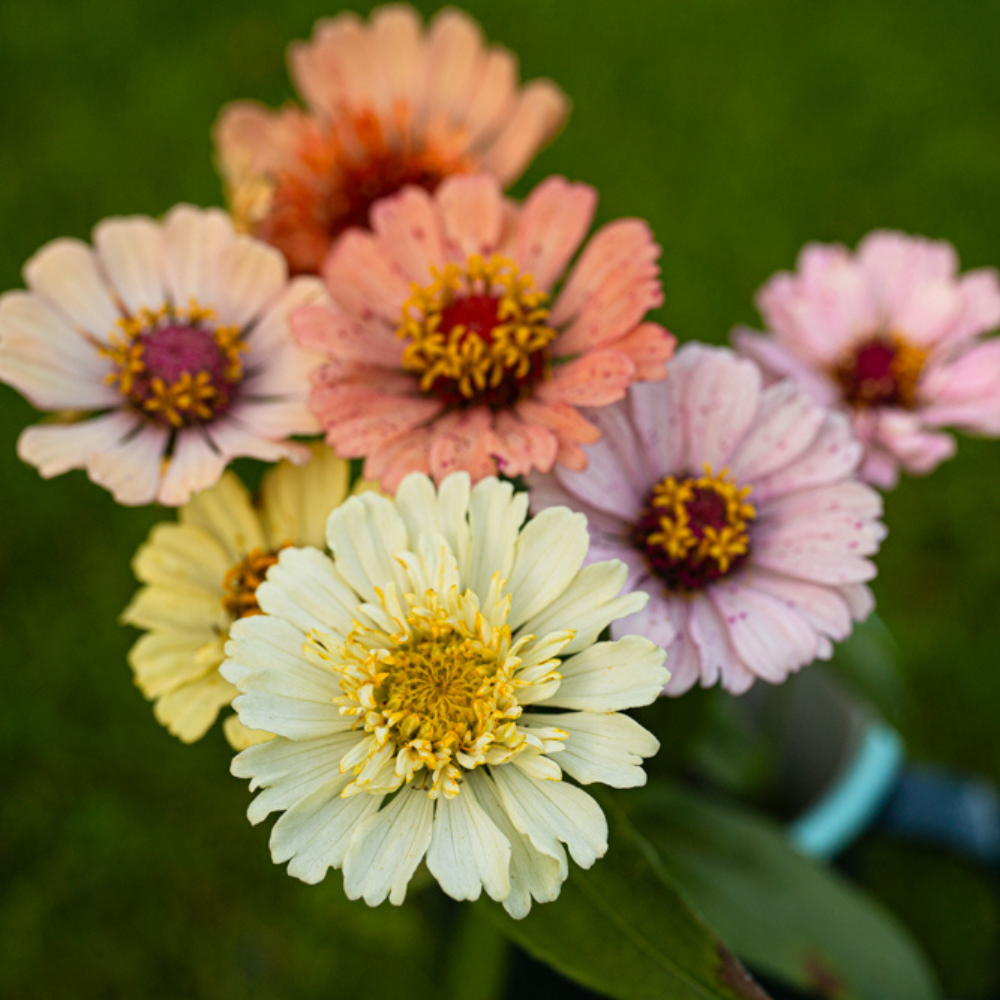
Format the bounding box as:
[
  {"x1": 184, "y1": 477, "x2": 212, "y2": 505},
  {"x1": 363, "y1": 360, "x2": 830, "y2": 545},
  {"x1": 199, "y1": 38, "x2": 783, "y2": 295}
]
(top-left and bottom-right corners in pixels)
[
  {"x1": 222, "y1": 716, "x2": 273, "y2": 751},
  {"x1": 507, "y1": 507, "x2": 589, "y2": 631},
  {"x1": 547, "y1": 636, "x2": 668, "y2": 711},
  {"x1": 394, "y1": 470, "x2": 472, "y2": 572},
  {"x1": 122, "y1": 582, "x2": 229, "y2": 635},
  {"x1": 87, "y1": 422, "x2": 170, "y2": 506},
  {"x1": 491, "y1": 765, "x2": 607, "y2": 869},
  {"x1": 270, "y1": 772, "x2": 382, "y2": 883},
  {"x1": 524, "y1": 712, "x2": 658, "y2": 788},
  {"x1": 342, "y1": 790, "x2": 435, "y2": 906},
  {"x1": 131, "y1": 521, "x2": 232, "y2": 592},
  {"x1": 153, "y1": 671, "x2": 236, "y2": 743},
  {"x1": 126, "y1": 629, "x2": 219, "y2": 698},
  {"x1": 470, "y1": 770, "x2": 565, "y2": 918},
  {"x1": 464, "y1": 475, "x2": 527, "y2": 598},
  {"x1": 426, "y1": 782, "x2": 511, "y2": 903},
  {"x1": 179, "y1": 471, "x2": 265, "y2": 563},
  {"x1": 24, "y1": 238, "x2": 121, "y2": 336},
  {"x1": 93, "y1": 216, "x2": 165, "y2": 315}
]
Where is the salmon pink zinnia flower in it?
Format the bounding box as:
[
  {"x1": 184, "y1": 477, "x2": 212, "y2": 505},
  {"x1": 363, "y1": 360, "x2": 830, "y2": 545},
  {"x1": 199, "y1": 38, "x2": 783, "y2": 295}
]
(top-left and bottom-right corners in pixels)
[
  {"x1": 292, "y1": 173, "x2": 675, "y2": 491},
  {"x1": 529, "y1": 344, "x2": 886, "y2": 696},
  {"x1": 214, "y1": 4, "x2": 569, "y2": 275},
  {"x1": 0, "y1": 205, "x2": 325, "y2": 506},
  {"x1": 734, "y1": 231, "x2": 1000, "y2": 488}
]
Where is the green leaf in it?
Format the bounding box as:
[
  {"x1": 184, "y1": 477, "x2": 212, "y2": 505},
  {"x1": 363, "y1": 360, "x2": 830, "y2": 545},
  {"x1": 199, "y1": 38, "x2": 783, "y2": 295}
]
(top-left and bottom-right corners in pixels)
[
  {"x1": 629, "y1": 785, "x2": 940, "y2": 1000},
  {"x1": 481, "y1": 794, "x2": 772, "y2": 1000},
  {"x1": 444, "y1": 903, "x2": 510, "y2": 1000}
]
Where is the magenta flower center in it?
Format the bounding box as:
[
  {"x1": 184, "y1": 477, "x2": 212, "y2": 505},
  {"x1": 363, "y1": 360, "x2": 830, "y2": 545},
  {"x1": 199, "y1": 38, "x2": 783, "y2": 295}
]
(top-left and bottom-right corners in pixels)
[
  {"x1": 397, "y1": 255, "x2": 558, "y2": 410},
  {"x1": 633, "y1": 466, "x2": 757, "y2": 592},
  {"x1": 101, "y1": 304, "x2": 247, "y2": 428},
  {"x1": 833, "y1": 333, "x2": 926, "y2": 409}
]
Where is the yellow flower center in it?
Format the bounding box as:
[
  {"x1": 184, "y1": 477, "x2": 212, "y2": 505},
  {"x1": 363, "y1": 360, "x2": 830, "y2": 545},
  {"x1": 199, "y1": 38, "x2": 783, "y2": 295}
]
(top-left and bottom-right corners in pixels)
[
  {"x1": 221, "y1": 547, "x2": 285, "y2": 620},
  {"x1": 397, "y1": 254, "x2": 558, "y2": 408},
  {"x1": 315, "y1": 580, "x2": 562, "y2": 799},
  {"x1": 100, "y1": 300, "x2": 247, "y2": 427},
  {"x1": 833, "y1": 332, "x2": 926, "y2": 409},
  {"x1": 634, "y1": 465, "x2": 757, "y2": 591}
]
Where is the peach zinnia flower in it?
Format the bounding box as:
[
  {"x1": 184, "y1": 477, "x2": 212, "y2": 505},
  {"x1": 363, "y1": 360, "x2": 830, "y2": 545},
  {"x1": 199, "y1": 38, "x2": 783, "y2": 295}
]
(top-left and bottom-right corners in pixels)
[
  {"x1": 293, "y1": 173, "x2": 675, "y2": 491},
  {"x1": 214, "y1": 4, "x2": 569, "y2": 275},
  {"x1": 530, "y1": 344, "x2": 886, "y2": 696},
  {"x1": 734, "y1": 231, "x2": 1000, "y2": 488},
  {"x1": 0, "y1": 205, "x2": 324, "y2": 506}
]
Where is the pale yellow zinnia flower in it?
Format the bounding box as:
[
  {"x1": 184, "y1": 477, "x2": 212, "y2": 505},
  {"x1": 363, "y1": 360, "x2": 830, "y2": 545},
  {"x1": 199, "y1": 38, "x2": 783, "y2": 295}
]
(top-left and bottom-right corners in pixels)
[{"x1": 121, "y1": 443, "x2": 351, "y2": 749}]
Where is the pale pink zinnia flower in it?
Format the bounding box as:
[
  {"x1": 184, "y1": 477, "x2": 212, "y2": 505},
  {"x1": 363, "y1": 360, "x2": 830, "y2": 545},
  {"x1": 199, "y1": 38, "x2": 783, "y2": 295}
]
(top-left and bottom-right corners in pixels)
[
  {"x1": 292, "y1": 172, "x2": 676, "y2": 491},
  {"x1": 214, "y1": 4, "x2": 569, "y2": 276},
  {"x1": 529, "y1": 343, "x2": 886, "y2": 695},
  {"x1": 734, "y1": 231, "x2": 1000, "y2": 488},
  {"x1": 0, "y1": 205, "x2": 325, "y2": 506}
]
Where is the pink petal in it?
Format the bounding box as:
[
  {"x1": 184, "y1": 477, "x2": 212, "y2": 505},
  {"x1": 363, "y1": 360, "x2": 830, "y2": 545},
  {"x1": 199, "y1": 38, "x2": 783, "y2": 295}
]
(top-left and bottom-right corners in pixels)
[
  {"x1": 947, "y1": 269, "x2": 1000, "y2": 344},
  {"x1": 512, "y1": 177, "x2": 596, "y2": 292},
  {"x1": 363, "y1": 424, "x2": 435, "y2": 489},
  {"x1": 731, "y1": 327, "x2": 841, "y2": 407},
  {"x1": 921, "y1": 339, "x2": 1000, "y2": 433},
  {"x1": 536, "y1": 349, "x2": 635, "y2": 407},
  {"x1": 437, "y1": 174, "x2": 506, "y2": 259},
  {"x1": 527, "y1": 470, "x2": 628, "y2": 539},
  {"x1": 613, "y1": 584, "x2": 680, "y2": 658},
  {"x1": 857, "y1": 230, "x2": 958, "y2": 312},
  {"x1": 751, "y1": 569, "x2": 854, "y2": 643},
  {"x1": 869, "y1": 409, "x2": 956, "y2": 478},
  {"x1": 291, "y1": 303, "x2": 401, "y2": 368},
  {"x1": 890, "y1": 279, "x2": 963, "y2": 348},
  {"x1": 627, "y1": 376, "x2": 686, "y2": 482},
  {"x1": 481, "y1": 80, "x2": 569, "y2": 184},
  {"x1": 688, "y1": 596, "x2": 756, "y2": 694},
  {"x1": 370, "y1": 187, "x2": 446, "y2": 284}
]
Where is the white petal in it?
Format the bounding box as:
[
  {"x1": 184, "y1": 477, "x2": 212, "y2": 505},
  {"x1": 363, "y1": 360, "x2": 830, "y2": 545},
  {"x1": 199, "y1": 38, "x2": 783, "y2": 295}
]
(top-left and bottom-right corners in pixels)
[
  {"x1": 213, "y1": 235, "x2": 287, "y2": 329},
  {"x1": 465, "y1": 476, "x2": 527, "y2": 598},
  {"x1": 161, "y1": 204, "x2": 234, "y2": 308},
  {"x1": 547, "y1": 636, "x2": 668, "y2": 711},
  {"x1": 17, "y1": 411, "x2": 136, "y2": 478},
  {"x1": 343, "y1": 790, "x2": 435, "y2": 906},
  {"x1": 158, "y1": 430, "x2": 227, "y2": 506},
  {"x1": 394, "y1": 471, "x2": 471, "y2": 574},
  {"x1": 87, "y1": 422, "x2": 169, "y2": 506},
  {"x1": 93, "y1": 215, "x2": 166, "y2": 315},
  {"x1": 426, "y1": 783, "x2": 511, "y2": 903}
]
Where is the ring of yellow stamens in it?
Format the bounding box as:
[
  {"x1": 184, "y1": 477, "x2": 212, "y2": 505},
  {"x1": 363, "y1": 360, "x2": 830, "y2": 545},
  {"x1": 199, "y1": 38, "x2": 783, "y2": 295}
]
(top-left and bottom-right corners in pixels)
[
  {"x1": 221, "y1": 546, "x2": 287, "y2": 620},
  {"x1": 635, "y1": 464, "x2": 757, "y2": 592},
  {"x1": 312, "y1": 580, "x2": 565, "y2": 800},
  {"x1": 397, "y1": 254, "x2": 558, "y2": 408},
  {"x1": 100, "y1": 300, "x2": 247, "y2": 427}
]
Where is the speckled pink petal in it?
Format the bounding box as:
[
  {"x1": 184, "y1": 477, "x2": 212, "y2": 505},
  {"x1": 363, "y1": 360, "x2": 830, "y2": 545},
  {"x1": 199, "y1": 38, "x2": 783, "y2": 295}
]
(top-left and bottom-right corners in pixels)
[
  {"x1": 613, "y1": 585, "x2": 680, "y2": 662},
  {"x1": 513, "y1": 177, "x2": 595, "y2": 292},
  {"x1": 536, "y1": 350, "x2": 635, "y2": 407},
  {"x1": 363, "y1": 423, "x2": 435, "y2": 489},
  {"x1": 291, "y1": 303, "x2": 401, "y2": 368},
  {"x1": 731, "y1": 327, "x2": 841, "y2": 407},
  {"x1": 437, "y1": 174, "x2": 506, "y2": 259},
  {"x1": 528, "y1": 470, "x2": 628, "y2": 540},
  {"x1": 857, "y1": 230, "x2": 959, "y2": 311},
  {"x1": 751, "y1": 569, "x2": 855, "y2": 644},
  {"x1": 922, "y1": 339, "x2": 1000, "y2": 433},
  {"x1": 370, "y1": 187, "x2": 446, "y2": 284},
  {"x1": 688, "y1": 596, "x2": 756, "y2": 694},
  {"x1": 871, "y1": 409, "x2": 957, "y2": 477},
  {"x1": 627, "y1": 376, "x2": 686, "y2": 483},
  {"x1": 491, "y1": 410, "x2": 558, "y2": 478},
  {"x1": 680, "y1": 345, "x2": 761, "y2": 470},
  {"x1": 612, "y1": 322, "x2": 675, "y2": 381}
]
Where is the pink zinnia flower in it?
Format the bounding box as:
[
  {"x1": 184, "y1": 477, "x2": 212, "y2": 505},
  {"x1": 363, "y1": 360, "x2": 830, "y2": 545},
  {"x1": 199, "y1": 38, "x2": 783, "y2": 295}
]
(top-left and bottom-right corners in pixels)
[
  {"x1": 529, "y1": 343, "x2": 886, "y2": 695},
  {"x1": 734, "y1": 231, "x2": 1000, "y2": 488},
  {"x1": 0, "y1": 205, "x2": 325, "y2": 506},
  {"x1": 292, "y1": 173, "x2": 675, "y2": 491},
  {"x1": 214, "y1": 4, "x2": 569, "y2": 276}
]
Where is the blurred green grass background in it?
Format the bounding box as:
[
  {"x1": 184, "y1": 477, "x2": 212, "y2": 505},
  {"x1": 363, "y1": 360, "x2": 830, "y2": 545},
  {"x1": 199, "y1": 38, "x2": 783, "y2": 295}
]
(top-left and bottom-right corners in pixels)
[{"x1": 1, "y1": 0, "x2": 999, "y2": 996}]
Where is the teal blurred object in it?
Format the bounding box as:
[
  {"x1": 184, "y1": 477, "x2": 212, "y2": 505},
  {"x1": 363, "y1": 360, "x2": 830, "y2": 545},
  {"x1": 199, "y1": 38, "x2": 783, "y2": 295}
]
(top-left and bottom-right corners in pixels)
[{"x1": 2, "y1": 1, "x2": 1000, "y2": 997}]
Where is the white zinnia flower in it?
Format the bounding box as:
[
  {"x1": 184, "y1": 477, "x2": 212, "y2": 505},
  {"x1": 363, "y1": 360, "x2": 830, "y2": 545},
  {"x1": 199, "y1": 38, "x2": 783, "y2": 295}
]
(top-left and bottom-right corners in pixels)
[{"x1": 221, "y1": 473, "x2": 668, "y2": 917}]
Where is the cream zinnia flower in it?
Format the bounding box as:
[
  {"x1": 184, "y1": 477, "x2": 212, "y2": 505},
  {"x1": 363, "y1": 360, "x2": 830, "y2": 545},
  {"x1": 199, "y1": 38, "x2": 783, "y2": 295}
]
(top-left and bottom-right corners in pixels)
[
  {"x1": 221, "y1": 473, "x2": 667, "y2": 916},
  {"x1": 122, "y1": 443, "x2": 351, "y2": 749}
]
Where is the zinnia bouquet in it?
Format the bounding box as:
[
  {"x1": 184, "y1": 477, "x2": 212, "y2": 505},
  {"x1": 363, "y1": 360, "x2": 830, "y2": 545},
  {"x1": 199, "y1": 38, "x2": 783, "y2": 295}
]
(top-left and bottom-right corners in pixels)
[{"x1": 3, "y1": 3, "x2": 999, "y2": 999}]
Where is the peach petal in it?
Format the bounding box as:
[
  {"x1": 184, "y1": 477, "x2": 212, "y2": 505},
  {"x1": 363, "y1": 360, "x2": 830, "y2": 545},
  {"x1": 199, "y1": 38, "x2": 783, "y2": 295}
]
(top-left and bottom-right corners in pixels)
[
  {"x1": 323, "y1": 389, "x2": 443, "y2": 458},
  {"x1": 437, "y1": 174, "x2": 506, "y2": 259},
  {"x1": 423, "y1": 8, "x2": 485, "y2": 122},
  {"x1": 24, "y1": 238, "x2": 121, "y2": 337},
  {"x1": 369, "y1": 5, "x2": 424, "y2": 105},
  {"x1": 550, "y1": 219, "x2": 660, "y2": 329},
  {"x1": 214, "y1": 101, "x2": 301, "y2": 179},
  {"x1": 93, "y1": 216, "x2": 165, "y2": 315},
  {"x1": 322, "y1": 229, "x2": 410, "y2": 324},
  {"x1": 517, "y1": 399, "x2": 600, "y2": 448},
  {"x1": 291, "y1": 303, "x2": 401, "y2": 368},
  {"x1": 536, "y1": 350, "x2": 635, "y2": 408},
  {"x1": 363, "y1": 423, "x2": 435, "y2": 488},
  {"x1": 491, "y1": 410, "x2": 558, "y2": 478},
  {"x1": 370, "y1": 186, "x2": 446, "y2": 284},
  {"x1": 482, "y1": 80, "x2": 569, "y2": 184},
  {"x1": 612, "y1": 322, "x2": 675, "y2": 381},
  {"x1": 428, "y1": 407, "x2": 498, "y2": 483},
  {"x1": 291, "y1": 13, "x2": 372, "y2": 116},
  {"x1": 513, "y1": 177, "x2": 596, "y2": 292},
  {"x1": 17, "y1": 411, "x2": 136, "y2": 478},
  {"x1": 463, "y1": 49, "x2": 519, "y2": 148}
]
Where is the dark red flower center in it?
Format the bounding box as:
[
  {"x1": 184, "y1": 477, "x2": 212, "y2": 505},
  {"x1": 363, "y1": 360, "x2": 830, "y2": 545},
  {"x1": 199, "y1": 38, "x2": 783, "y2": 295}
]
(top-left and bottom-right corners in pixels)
[{"x1": 833, "y1": 333, "x2": 926, "y2": 409}]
